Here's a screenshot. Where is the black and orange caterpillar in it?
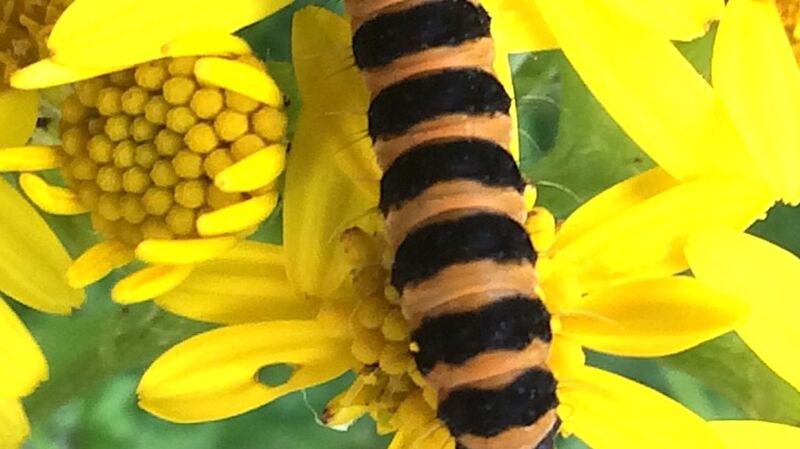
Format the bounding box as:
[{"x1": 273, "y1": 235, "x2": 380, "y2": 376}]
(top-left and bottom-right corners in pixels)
[{"x1": 342, "y1": 1, "x2": 559, "y2": 448}]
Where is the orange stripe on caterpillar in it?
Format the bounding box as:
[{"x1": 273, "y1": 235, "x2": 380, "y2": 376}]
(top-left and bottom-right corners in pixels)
[{"x1": 342, "y1": 1, "x2": 558, "y2": 448}]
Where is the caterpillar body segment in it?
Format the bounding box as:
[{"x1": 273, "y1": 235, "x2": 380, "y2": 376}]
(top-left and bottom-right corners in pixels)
[{"x1": 342, "y1": 1, "x2": 559, "y2": 448}]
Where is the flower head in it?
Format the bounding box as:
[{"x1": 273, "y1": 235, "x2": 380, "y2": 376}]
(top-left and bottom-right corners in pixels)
[
  {"x1": 0, "y1": 0, "x2": 294, "y2": 303},
  {"x1": 0, "y1": 5, "x2": 84, "y2": 433},
  {"x1": 522, "y1": 0, "x2": 800, "y2": 392},
  {"x1": 0, "y1": 0, "x2": 71, "y2": 149},
  {"x1": 0, "y1": 0, "x2": 70, "y2": 86},
  {"x1": 136, "y1": 8, "x2": 755, "y2": 449}
]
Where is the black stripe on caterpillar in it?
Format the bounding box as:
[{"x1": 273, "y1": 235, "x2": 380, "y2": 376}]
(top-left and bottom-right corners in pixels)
[{"x1": 343, "y1": 1, "x2": 560, "y2": 448}]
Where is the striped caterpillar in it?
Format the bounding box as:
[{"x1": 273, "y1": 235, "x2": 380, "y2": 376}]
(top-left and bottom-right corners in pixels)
[{"x1": 342, "y1": 1, "x2": 559, "y2": 448}]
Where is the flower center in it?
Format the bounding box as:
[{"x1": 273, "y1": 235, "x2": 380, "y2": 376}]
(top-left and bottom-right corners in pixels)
[
  {"x1": 324, "y1": 227, "x2": 441, "y2": 438},
  {"x1": 57, "y1": 55, "x2": 287, "y2": 247},
  {"x1": 776, "y1": 0, "x2": 800, "y2": 62},
  {"x1": 0, "y1": 0, "x2": 70, "y2": 86}
]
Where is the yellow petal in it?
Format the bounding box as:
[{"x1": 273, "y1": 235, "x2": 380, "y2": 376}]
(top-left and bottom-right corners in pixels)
[
  {"x1": 195, "y1": 58, "x2": 282, "y2": 108},
  {"x1": 0, "y1": 399, "x2": 29, "y2": 449},
  {"x1": 0, "y1": 301, "x2": 47, "y2": 397},
  {"x1": 155, "y1": 242, "x2": 315, "y2": 324},
  {"x1": 710, "y1": 421, "x2": 800, "y2": 448},
  {"x1": 286, "y1": 7, "x2": 378, "y2": 297},
  {"x1": 11, "y1": 58, "x2": 124, "y2": 90},
  {"x1": 197, "y1": 193, "x2": 279, "y2": 237},
  {"x1": 483, "y1": 0, "x2": 558, "y2": 52},
  {"x1": 713, "y1": 0, "x2": 800, "y2": 204},
  {"x1": 559, "y1": 366, "x2": 724, "y2": 449},
  {"x1": 533, "y1": 0, "x2": 757, "y2": 182},
  {"x1": 492, "y1": 52, "x2": 519, "y2": 162},
  {"x1": 137, "y1": 320, "x2": 353, "y2": 422},
  {"x1": 0, "y1": 146, "x2": 60, "y2": 172},
  {"x1": 0, "y1": 178, "x2": 83, "y2": 313},
  {"x1": 484, "y1": 0, "x2": 723, "y2": 55},
  {"x1": 214, "y1": 144, "x2": 285, "y2": 192},
  {"x1": 67, "y1": 240, "x2": 134, "y2": 288},
  {"x1": 553, "y1": 168, "x2": 678, "y2": 251},
  {"x1": 603, "y1": 0, "x2": 723, "y2": 41},
  {"x1": 47, "y1": 0, "x2": 292, "y2": 72},
  {"x1": 549, "y1": 179, "x2": 774, "y2": 295},
  {"x1": 0, "y1": 88, "x2": 38, "y2": 148},
  {"x1": 333, "y1": 139, "x2": 381, "y2": 200},
  {"x1": 547, "y1": 335, "x2": 585, "y2": 381},
  {"x1": 685, "y1": 230, "x2": 800, "y2": 391},
  {"x1": 559, "y1": 276, "x2": 745, "y2": 357},
  {"x1": 161, "y1": 32, "x2": 251, "y2": 59},
  {"x1": 18, "y1": 173, "x2": 89, "y2": 215},
  {"x1": 485, "y1": 0, "x2": 551, "y2": 162},
  {"x1": 525, "y1": 206, "x2": 557, "y2": 253},
  {"x1": 135, "y1": 237, "x2": 238, "y2": 265},
  {"x1": 112, "y1": 264, "x2": 194, "y2": 304}
]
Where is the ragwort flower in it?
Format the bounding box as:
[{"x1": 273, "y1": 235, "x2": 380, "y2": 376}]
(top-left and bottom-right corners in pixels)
[
  {"x1": 0, "y1": 0, "x2": 71, "y2": 147},
  {"x1": 526, "y1": 0, "x2": 800, "y2": 391},
  {"x1": 0, "y1": 7, "x2": 86, "y2": 443},
  {"x1": 0, "y1": 179, "x2": 81, "y2": 442},
  {"x1": 472, "y1": 0, "x2": 725, "y2": 162},
  {"x1": 0, "y1": 0, "x2": 293, "y2": 303},
  {"x1": 136, "y1": 8, "x2": 757, "y2": 449},
  {"x1": 0, "y1": 1, "x2": 84, "y2": 310}
]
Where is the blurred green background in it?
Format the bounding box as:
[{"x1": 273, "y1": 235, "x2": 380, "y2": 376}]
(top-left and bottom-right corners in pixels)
[{"x1": 7, "y1": 1, "x2": 800, "y2": 448}]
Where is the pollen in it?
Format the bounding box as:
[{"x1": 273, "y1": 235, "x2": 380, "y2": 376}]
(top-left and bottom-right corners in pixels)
[
  {"x1": 231, "y1": 134, "x2": 266, "y2": 160},
  {"x1": 322, "y1": 227, "x2": 439, "y2": 441},
  {"x1": 191, "y1": 88, "x2": 224, "y2": 119},
  {"x1": 166, "y1": 107, "x2": 198, "y2": 134},
  {"x1": 252, "y1": 107, "x2": 288, "y2": 142},
  {"x1": 96, "y1": 87, "x2": 123, "y2": 116},
  {"x1": 54, "y1": 55, "x2": 288, "y2": 248},
  {"x1": 163, "y1": 77, "x2": 196, "y2": 105},
  {"x1": 0, "y1": 0, "x2": 71, "y2": 86},
  {"x1": 214, "y1": 110, "x2": 249, "y2": 141},
  {"x1": 185, "y1": 123, "x2": 218, "y2": 153}
]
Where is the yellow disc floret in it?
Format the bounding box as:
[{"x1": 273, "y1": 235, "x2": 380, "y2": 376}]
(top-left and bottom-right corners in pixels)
[
  {"x1": 55, "y1": 55, "x2": 288, "y2": 247},
  {"x1": 322, "y1": 228, "x2": 443, "y2": 442},
  {"x1": 0, "y1": 0, "x2": 71, "y2": 85}
]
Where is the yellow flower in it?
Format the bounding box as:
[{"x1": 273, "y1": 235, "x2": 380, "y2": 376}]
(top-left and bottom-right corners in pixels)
[
  {"x1": 710, "y1": 421, "x2": 800, "y2": 448},
  {"x1": 0, "y1": 0, "x2": 293, "y2": 303},
  {"x1": 1, "y1": 301, "x2": 48, "y2": 449},
  {"x1": 0, "y1": 5, "x2": 84, "y2": 435},
  {"x1": 522, "y1": 0, "x2": 800, "y2": 391},
  {"x1": 476, "y1": 0, "x2": 724, "y2": 163},
  {"x1": 0, "y1": 0, "x2": 72, "y2": 148},
  {"x1": 136, "y1": 8, "x2": 756, "y2": 449},
  {"x1": 0, "y1": 0, "x2": 83, "y2": 311}
]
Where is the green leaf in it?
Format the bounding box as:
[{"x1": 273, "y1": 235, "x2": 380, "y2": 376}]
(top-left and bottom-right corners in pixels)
[
  {"x1": 517, "y1": 52, "x2": 652, "y2": 218},
  {"x1": 266, "y1": 61, "x2": 301, "y2": 135},
  {"x1": 238, "y1": 0, "x2": 344, "y2": 61},
  {"x1": 511, "y1": 51, "x2": 561, "y2": 169},
  {"x1": 515, "y1": 29, "x2": 717, "y2": 219},
  {"x1": 749, "y1": 203, "x2": 800, "y2": 257},
  {"x1": 659, "y1": 332, "x2": 800, "y2": 424},
  {"x1": 20, "y1": 281, "x2": 210, "y2": 425}
]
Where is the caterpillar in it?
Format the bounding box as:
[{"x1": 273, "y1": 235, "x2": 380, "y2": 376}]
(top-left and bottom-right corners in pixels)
[{"x1": 342, "y1": 1, "x2": 559, "y2": 449}]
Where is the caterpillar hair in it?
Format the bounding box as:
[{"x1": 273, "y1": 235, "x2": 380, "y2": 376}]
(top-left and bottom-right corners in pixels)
[{"x1": 342, "y1": 1, "x2": 559, "y2": 449}]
